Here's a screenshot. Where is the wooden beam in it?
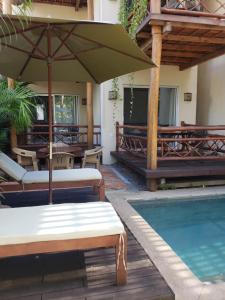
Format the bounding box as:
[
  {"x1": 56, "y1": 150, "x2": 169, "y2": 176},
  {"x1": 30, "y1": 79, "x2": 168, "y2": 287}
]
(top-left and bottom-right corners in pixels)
[
  {"x1": 161, "y1": 43, "x2": 216, "y2": 53},
  {"x1": 86, "y1": 0, "x2": 94, "y2": 149},
  {"x1": 137, "y1": 13, "x2": 225, "y2": 35},
  {"x1": 75, "y1": 0, "x2": 80, "y2": 11},
  {"x1": 147, "y1": 25, "x2": 162, "y2": 191},
  {"x1": 180, "y1": 45, "x2": 225, "y2": 70},
  {"x1": 150, "y1": 0, "x2": 161, "y2": 14},
  {"x1": 161, "y1": 51, "x2": 200, "y2": 58},
  {"x1": 164, "y1": 34, "x2": 225, "y2": 45},
  {"x1": 87, "y1": 82, "x2": 94, "y2": 149},
  {"x1": 2, "y1": 0, "x2": 17, "y2": 149},
  {"x1": 87, "y1": 0, "x2": 94, "y2": 20}
]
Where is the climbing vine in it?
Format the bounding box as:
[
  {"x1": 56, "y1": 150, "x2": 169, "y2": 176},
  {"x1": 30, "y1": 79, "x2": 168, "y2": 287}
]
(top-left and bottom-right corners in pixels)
[
  {"x1": 119, "y1": 0, "x2": 148, "y2": 41},
  {"x1": 111, "y1": 0, "x2": 148, "y2": 119}
]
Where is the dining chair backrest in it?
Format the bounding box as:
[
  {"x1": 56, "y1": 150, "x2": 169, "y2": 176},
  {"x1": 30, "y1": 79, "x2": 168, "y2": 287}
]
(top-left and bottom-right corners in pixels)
[
  {"x1": 51, "y1": 152, "x2": 75, "y2": 170},
  {"x1": 12, "y1": 147, "x2": 39, "y2": 171}
]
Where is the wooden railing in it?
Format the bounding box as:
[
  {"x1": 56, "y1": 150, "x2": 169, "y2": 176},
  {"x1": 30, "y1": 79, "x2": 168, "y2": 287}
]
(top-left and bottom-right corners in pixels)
[
  {"x1": 116, "y1": 122, "x2": 225, "y2": 161},
  {"x1": 18, "y1": 124, "x2": 101, "y2": 148},
  {"x1": 158, "y1": 0, "x2": 225, "y2": 17}
]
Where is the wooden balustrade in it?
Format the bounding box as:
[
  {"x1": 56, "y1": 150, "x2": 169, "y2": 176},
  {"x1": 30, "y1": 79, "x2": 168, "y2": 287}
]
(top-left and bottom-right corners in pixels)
[
  {"x1": 116, "y1": 123, "x2": 225, "y2": 161},
  {"x1": 17, "y1": 125, "x2": 101, "y2": 149},
  {"x1": 149, "y1": 0, "x2": 225, "y2": 16}
]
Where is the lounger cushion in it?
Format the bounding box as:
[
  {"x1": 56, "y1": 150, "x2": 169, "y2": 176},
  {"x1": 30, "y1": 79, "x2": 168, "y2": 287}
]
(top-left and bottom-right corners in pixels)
[
  {"x1": 0, "y1": 152, "x2": 27, "y2": 181},
  {"x1": 0, "y1": 202, "x2": 124, "y2": 245},
  {"x1": 22, "y1": 168, "x2": 102, "y2": 184}
]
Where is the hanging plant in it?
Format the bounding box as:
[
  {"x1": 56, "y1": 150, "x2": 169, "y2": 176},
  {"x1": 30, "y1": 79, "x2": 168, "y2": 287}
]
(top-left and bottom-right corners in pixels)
[{"x1": 119, "y1": 0, "x2": 148, "y2": 41}]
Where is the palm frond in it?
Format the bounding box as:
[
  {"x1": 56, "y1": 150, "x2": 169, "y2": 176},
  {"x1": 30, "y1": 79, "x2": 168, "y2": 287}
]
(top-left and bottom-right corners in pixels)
[{"x1": 0, "y1": 80, "x2": 36, "y2": 133}]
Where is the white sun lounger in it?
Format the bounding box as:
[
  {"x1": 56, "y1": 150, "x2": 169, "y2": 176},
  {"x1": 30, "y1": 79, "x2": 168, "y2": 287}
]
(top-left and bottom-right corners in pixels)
[
  {"x1": 0, "y1": 202, "x2": 127, "y2": 285},
  {"x1": 0, "y1": 152, "x2": 105, "y2": 200}
]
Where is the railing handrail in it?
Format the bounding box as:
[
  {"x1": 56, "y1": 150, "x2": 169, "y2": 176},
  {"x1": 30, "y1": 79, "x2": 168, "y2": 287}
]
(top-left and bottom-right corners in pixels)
[
  {"x1": 147, "y1": 1, "x2": 225, "y2": 16},
  {"x1": 117, "y1": 124, "x2": 225, "y2": 132},
  {"x1": 30, "y1": 124, "x2": 101, "y2": 129}
]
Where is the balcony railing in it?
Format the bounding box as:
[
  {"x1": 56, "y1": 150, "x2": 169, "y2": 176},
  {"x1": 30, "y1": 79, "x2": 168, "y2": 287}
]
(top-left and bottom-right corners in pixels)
[
  {"x1": 159, "y1": 0, "x2": 225, "y2": 16},
  {"x1": 116, "y1": 122, "x2": 225, "y2": 161},
  {"x1": 18, "y1": 124, "x2": 101, "y2": 149}
]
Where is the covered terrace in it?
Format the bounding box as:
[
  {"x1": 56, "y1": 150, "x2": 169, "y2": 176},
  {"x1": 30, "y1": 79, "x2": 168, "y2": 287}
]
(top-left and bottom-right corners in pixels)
[{"x1": 112, "y1": 0, "x2": 225, "y2": 191}]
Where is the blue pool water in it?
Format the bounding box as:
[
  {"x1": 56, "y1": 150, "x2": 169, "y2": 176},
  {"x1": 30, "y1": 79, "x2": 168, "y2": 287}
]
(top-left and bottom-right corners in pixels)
[{"x1": 132, "y1": 196, "x2": 225, "y2": 282}]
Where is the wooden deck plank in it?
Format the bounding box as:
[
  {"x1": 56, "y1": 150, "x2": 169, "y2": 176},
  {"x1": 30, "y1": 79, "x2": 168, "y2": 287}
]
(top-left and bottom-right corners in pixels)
[
  {"x1": 111, "y1": 151, "x2": 225, "y2": 179},
  {"x1": 0, "y1": 227, "x2": 174, "y2": 300}
]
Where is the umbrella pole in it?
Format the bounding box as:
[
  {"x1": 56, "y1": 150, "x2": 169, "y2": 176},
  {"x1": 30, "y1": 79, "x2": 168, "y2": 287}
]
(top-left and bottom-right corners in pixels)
[{"x1": 47, "y1": 27, "x2": 53, "y2": 205}]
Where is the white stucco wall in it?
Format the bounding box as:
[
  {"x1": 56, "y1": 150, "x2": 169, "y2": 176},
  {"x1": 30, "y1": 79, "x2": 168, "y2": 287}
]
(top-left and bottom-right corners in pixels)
[
  {"x1": 197, "y1": 1, "x2": 225, "y2": 125},
  {"x1": 15, "y1": 3, "x2": 88, "y2": 20}
]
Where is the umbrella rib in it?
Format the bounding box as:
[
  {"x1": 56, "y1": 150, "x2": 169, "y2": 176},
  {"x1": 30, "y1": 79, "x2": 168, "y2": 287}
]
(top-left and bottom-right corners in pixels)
[
  {"x1": 52, "y1": 27, "x2": 99, "y2": 83},
  {"x1": 19, "y1": 27, "x2": 47, "y2": 78},
  {"x1": 16, "y1": 28, "x2": 47, "y2": 58},
  {"x1": 0, "y1": 42, "x2": 44, "y2": 59},
  {"x1": 52, "y1": 24, "x2": 77, "y2": 58},
  {"x1": 0, "y1": 24, "x2": 46, "y2": 40}
]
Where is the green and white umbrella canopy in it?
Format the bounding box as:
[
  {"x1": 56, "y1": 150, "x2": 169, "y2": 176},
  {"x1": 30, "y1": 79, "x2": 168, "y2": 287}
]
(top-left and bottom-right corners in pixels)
[
  {"x1": 0, "y1": 15, "x2": 154, "y2": 83},
  {"x1": 0, "y1": 14, "x2": 154, "y2": 203}
]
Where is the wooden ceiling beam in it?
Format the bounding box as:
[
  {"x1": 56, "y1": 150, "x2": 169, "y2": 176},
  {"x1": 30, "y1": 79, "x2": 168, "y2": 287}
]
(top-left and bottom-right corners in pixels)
[
  {"x1": 137, "y1": 13, "x2": 225, "y2": 35},
  {"x1": 161, "y1": 44, "x2": 216, "y2": 53},
  {"x1": 162, "y1": 56, "x2": 192, "y2": 63},
  {"x1": 164, "y1": 34, "x2": 225, "y2": 45},
  {"x1": 180, "y1": 45, "x2": 225, "y2": 71},
  {"x1": 75, "y1": 0, "x2": 80, "y2": 11},
  {"x1": 162, "y1": 51, "x2": 200, "y2": 58}
]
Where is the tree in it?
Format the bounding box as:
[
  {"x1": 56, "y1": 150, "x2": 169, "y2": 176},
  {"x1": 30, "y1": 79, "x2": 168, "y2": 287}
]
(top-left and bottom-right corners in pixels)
[{"x1": 0, "y1": 80, "x2": 36, "y2": 148}]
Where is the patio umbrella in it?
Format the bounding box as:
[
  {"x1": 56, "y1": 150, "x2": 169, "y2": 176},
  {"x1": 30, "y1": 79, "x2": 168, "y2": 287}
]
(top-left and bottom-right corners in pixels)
[{"x1": 0, "y1": 14, "x2": 154, "y2": 204}]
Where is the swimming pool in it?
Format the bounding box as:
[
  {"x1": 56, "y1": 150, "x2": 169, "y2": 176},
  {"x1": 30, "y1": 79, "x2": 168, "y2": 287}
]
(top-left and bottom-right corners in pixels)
[{"x1": 132, "y1": 196, "x2": 225, "y2": 283}]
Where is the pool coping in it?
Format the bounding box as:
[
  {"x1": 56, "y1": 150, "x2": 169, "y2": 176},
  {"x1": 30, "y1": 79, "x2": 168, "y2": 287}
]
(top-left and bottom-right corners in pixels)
[{"x1": 107, "y1": 187, "x2": 225, "y2": 300}]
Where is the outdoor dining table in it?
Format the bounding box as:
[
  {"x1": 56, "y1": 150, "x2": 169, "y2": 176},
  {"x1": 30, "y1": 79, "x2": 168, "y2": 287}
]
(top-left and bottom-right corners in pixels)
[{"x1": 38, "y1": 145, "x2": 83, "y2": 159}]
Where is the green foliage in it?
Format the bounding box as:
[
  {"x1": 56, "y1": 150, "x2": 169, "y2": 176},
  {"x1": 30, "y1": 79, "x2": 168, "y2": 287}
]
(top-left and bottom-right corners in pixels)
[
  {"x1": 13, "y1": 0, "x2": 33, "y2": 15},
  {"x1": 0, "y1": 80, "x2": 36, "y2": 133},
  {"x1": 119, "y1": 0, "x2": 148, "y2": 41}
]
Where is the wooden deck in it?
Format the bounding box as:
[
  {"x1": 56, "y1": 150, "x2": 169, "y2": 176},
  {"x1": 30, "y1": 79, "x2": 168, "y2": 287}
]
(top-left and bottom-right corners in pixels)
[
  {"x1": 0, "y1": 228, "x2": 174, "y2": 300},
  {"x1": 111, "y1": 150, "x2": 225, "y2": 182},
  {"x1": 0, "y1": 189, "x2": 174, "y2": 300}
]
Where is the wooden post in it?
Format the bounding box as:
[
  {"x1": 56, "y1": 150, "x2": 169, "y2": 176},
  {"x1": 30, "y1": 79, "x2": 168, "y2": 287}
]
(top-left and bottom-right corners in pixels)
[
  {"x1": 147, "y1": 25, "x2": 162, "y2": 191},
  {"x1": 87, "y1": 82, "x2": 94, "y2": 149},
  {"x1": 2, "y1": 0, "x2": 17, "y2": 149},
  {"x1": 116, "y1": 122, "x2": 119, "y2": 151},
  {"x1": 150, "y1": 0, "x2": 161, "y2": 13},
  {"x1": 86, "y1": 0, "x2": 94, "y2": 149}
]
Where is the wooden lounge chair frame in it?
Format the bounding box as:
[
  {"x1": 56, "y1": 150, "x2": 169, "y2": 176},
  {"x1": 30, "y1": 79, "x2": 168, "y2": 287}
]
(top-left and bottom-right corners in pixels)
[
  {"x1": 22, "y1": 179, "x2": 105, "y2": 201},
  {"x1": 0, "y1": 233, "x2": 127, "y2": 286}
]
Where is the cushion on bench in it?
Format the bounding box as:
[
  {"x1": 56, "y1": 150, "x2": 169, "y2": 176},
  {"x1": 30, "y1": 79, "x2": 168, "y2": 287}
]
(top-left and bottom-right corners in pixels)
[
  {"x1": 22, "y1": 168, "x2": 102, "y2": 184},
  {"x1": 0, "y1": 202, "x2": 124, "y2": 245}
]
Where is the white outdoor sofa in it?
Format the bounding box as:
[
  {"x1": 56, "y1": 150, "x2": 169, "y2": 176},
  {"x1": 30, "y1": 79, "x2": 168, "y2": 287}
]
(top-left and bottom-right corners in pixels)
[
  {"x1": 0, "y1": 202, "x2": 127, "y2": 285},
  {"x1": 0, "y1": 152, "x2": 105, "y2": 201}
]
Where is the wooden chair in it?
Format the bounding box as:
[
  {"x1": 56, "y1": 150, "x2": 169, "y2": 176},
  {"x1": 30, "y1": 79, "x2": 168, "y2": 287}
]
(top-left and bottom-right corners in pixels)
[
  {"x1": 51, "y1": 152, "x2": 75, "y2": 170},
  {"x1": 82, "y1": 146, "x2": 103, "y2": 170},
  {"x1": 12, "y1": 147, "x2": 39, "y2": 171}
]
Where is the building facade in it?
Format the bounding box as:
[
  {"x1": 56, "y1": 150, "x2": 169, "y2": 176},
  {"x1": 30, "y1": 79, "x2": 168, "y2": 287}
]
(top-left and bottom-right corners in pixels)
[{"x1": 13, "y1": 0, "x2": 199, "y2": 164}]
